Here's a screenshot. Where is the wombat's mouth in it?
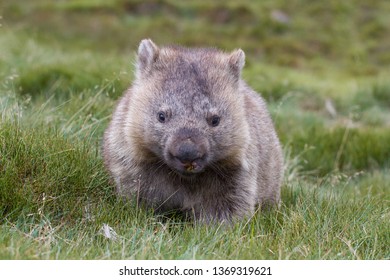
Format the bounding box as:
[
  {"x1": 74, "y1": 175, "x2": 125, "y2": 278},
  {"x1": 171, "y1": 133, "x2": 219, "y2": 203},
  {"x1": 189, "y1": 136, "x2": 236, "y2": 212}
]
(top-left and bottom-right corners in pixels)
[
  {"x1": 173, "y1": 170, "x2": 201, "y2": 179},
  {"x1": 166, "y1": 156, "x2": 207, "y2": 178},
  {"x1": 165, "y1": 132, "x2": 209, "y2": 177}
]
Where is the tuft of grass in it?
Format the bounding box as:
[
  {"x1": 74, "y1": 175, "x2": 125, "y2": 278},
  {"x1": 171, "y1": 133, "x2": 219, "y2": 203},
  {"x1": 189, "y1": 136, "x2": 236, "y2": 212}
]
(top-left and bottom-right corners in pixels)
[
  {"x1": 283, "y1": 124, "x2": 390, "y2": 176},
  {"x1": 371, "y1": 82, "x2": 390, "y2": 108},
  {"x1": 0, "y1": 119, "x2": 113, "y2": 223}
]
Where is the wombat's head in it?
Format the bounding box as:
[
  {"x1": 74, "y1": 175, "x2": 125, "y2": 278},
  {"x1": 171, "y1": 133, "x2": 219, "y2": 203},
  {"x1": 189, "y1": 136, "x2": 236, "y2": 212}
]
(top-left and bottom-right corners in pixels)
[{"x1": 127, "y1": 39, "x2": 250, "y2": 178}]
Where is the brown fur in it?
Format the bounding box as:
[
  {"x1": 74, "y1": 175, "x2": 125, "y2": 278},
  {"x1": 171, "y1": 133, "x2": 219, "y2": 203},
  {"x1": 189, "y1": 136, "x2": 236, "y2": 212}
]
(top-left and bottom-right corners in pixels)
[{"x1": 103, "y1": 39, "x2": 283, "y2": 222}]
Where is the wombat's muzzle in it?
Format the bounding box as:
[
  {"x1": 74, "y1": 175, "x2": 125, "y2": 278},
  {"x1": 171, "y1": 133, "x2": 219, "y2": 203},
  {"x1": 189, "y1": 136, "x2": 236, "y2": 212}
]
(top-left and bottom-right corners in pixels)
[{"x1": 166, "y1": 128, "x2": 209, "y2": 175}]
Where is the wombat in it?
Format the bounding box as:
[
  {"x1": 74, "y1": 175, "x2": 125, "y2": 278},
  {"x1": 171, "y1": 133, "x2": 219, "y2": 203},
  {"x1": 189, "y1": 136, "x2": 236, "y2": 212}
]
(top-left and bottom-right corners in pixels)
[{"x1": 103, "y1": 39, "x2": 283, "y2": 223}]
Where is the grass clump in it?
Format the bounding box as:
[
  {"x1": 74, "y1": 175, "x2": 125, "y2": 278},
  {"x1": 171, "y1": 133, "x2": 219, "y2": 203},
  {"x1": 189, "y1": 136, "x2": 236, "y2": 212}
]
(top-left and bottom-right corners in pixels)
[
  {"x1": 0, "y1": 120, "x2": 112, "y2": 223},
  {"x1": 285, "y1": 125, "x2": 390, "y2": 176}
]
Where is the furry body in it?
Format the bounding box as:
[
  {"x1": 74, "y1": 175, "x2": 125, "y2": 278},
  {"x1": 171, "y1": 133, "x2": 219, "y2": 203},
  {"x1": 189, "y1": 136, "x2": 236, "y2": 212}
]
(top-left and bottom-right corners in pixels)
[{"x1": 103, "y1": 39, "x2": 283, "y2": 222}]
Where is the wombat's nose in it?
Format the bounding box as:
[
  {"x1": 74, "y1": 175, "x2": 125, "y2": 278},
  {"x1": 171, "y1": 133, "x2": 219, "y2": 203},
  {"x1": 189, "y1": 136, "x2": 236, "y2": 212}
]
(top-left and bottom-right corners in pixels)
[{"x1": 174, "y1": 142, "x2": 204, "y2": 164}]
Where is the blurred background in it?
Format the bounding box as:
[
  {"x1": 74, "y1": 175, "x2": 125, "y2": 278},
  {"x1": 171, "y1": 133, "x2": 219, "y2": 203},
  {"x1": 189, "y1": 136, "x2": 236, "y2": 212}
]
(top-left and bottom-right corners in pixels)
[{"x1": 2, "y1": 0, "x2": 390, "y2": 73}]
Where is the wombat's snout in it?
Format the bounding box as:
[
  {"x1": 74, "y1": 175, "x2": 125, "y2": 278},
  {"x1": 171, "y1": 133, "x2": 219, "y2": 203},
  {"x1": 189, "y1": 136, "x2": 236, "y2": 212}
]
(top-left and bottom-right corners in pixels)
[
  {"x1": 167, "y1": 128, "x2": 208, "y2": 174},
  {"x1": 173, "y1": 141, "x2": 204, "y2": 163}
]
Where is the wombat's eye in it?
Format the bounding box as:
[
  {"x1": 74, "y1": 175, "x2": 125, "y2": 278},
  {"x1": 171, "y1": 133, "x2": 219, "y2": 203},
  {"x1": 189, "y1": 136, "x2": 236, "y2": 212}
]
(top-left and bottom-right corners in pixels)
[
  {"x1": 157, "y1": 111, "x2": 166, "y2": 123},
  {"x1": 209, "y1": 115, "x2": 220, "y2": 127}
]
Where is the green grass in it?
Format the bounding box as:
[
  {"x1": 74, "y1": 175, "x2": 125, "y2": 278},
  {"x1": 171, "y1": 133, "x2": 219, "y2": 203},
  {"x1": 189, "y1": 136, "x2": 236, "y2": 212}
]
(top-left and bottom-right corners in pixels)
[{"x1": 0, "y1": 0, "x2": 389, "y2": 259}]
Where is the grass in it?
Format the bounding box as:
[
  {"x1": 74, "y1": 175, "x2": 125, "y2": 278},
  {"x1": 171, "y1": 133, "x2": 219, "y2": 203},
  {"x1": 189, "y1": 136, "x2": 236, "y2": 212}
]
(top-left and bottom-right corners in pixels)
[{"x1": 0, "y1": 0, "x2": 389, "y2": 259}]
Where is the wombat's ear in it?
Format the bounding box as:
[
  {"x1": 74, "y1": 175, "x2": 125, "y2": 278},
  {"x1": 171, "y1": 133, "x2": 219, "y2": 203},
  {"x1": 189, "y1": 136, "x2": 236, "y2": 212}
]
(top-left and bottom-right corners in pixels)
[
  {"x1": 228, "y1": 49, "x2": 245, "y2": 78},
  {"x1": 137, "y1": 39, "x2": 159, "y2": 75}
]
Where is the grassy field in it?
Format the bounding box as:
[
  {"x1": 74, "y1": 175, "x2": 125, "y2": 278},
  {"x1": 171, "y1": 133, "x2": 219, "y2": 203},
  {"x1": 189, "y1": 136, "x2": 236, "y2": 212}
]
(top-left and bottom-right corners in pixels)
[{"x1": 0, "y1": 0, "x2": 389, "y2": 259}]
